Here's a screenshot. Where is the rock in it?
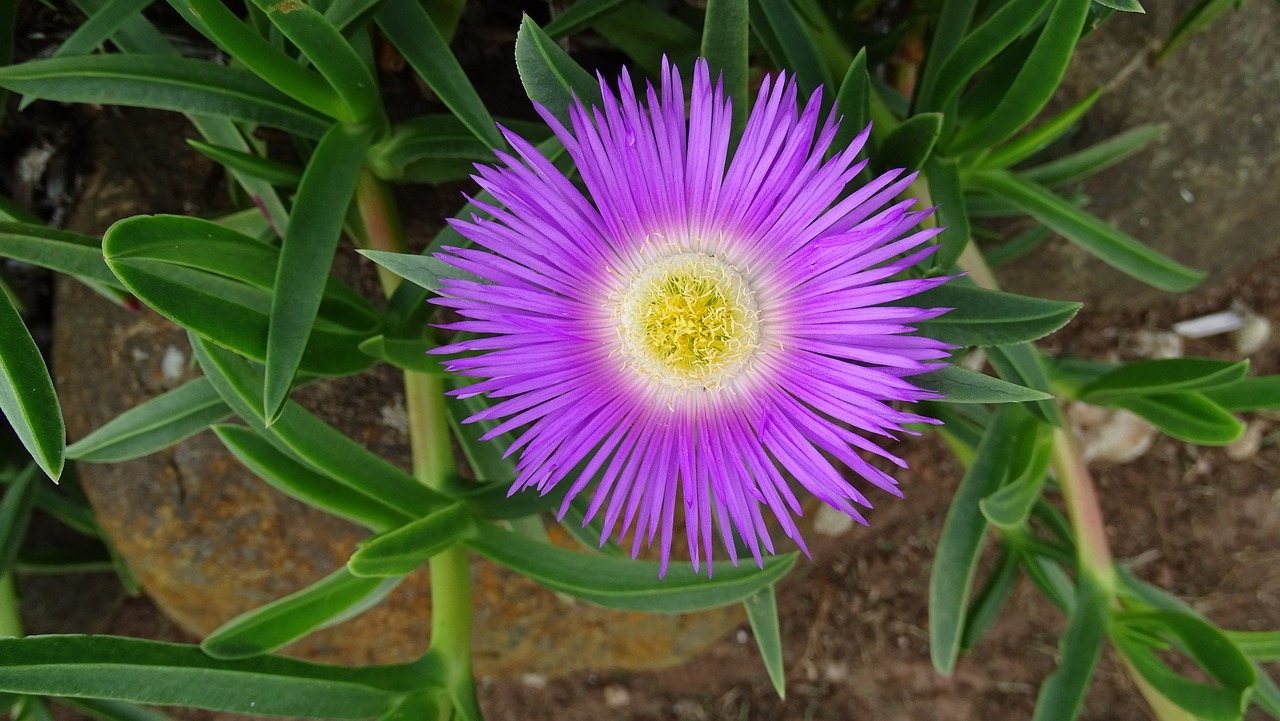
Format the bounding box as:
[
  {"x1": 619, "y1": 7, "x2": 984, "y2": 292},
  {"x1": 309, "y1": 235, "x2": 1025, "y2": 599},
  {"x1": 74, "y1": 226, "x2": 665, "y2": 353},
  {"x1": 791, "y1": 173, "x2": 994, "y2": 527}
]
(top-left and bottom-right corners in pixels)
[
  {"x1": 997, "y1": 0, "x2": 1280, "y2": 309},
  {"x1": 52, "y1": 108, "x2": 741, "y2": 675}
]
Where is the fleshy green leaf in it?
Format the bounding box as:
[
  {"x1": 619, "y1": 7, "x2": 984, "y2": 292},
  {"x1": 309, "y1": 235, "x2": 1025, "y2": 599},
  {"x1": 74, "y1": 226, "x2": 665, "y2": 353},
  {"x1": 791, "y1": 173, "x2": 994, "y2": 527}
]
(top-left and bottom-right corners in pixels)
[
  {"x1": 593, "y1": 4, "x2": 699, "y2": 78},
  {"x1": 347, "y1": 504, "x2": 474, "y2": 577},
  {"x1": 981, "y1": 90, "x2": 1101, "y2": 169},
  {"x1": 832, "y1": 48, "x2": 870, "y2": 154},
  {"x1": 1094, "y1": 0, "x2": 1144, "y2": 12},
  {"x1": 103, "y1": 215, "x2": 377, "y2": 378},
  {"x1": 749, "y1": 0, "x2": 831, "y2": 95},
  {"x1": 54, "y1": 697, "x2": 175, "y2": 721},
  {"x1": 877, "y1": 112, "x2": 942, "y2": 172},
  {"x1": 191, "y1": 336, "x2": 446, "y2": 518},
  {"x1": 909, "y1": 282, "x2": 1081, "y2": 347},
  {"x1": 214, "y1": 424, "x2": 412, "y2": 532},
  {"x1": 359, "y1": 250, "x2": 482, "y2": 292},
  {"x1": 1224, "y1": 630, "x2": 1280, "y2": 661},
  {"x1": 1157, "y1": 0, "x2": 1234, "y2": 61},
  {"x1": 0, "y1": 466, "x2": 40, "y2": 574},
  {"x1": 744, "y1": 586, "x2": 786, "y2": 699},
  {"x1": 263, "y1": 121, "x2": 376, "y2": 422},
  {"x1": 930, "y1": 406, "x2": 1034, "y2": 674},
  {"x1": 987, "y1": 343, "x2": 1063, "y2": 426},
  {"x1": 1113, "y1": 392, "x2": 1244, "y2": 446},
  {"x1": 543, "y1": 0, "x2": 630, "y2": 39},
  {"x1": 0, "y1": 54, "x2": 329, "y2": 137},
  {"x1": 0, "y1": 293, "x2": 64, "y2": 481},
  {"x1": 358, "y1": 336, "x2": 444, "y2": 375},
  {"x1": 202, "y1": 567, "x2": 402, "y2": 660},
  {"x1": 923, "y1": 155, "x2": 970, "y2": 271},
  {"x1": 960, "y1": 548, "x2": 1020, "y2": 651},
  {"x1": 247, "y1": 0, "x2": 380, "y2": 123},
  {"x1": 915, "y1": 365, "x2": 1054, "y2": 404},
  {"x1": 66, "y1": 377, "x2": 231, "y2": 462},
  {"x1": 1021, "y1": 124, "x2": 1167, "y2": 187},
  {"x1": 700, "y1": 0, "x2": 749, "y2": 138},
  {"x1": 1203, "y1": 376, "x2": 1280, "y2": 411},
  {"x1": 186, "y1": 140, "x2": 302, "y2": 189},
  {"x1": 968, "y1": 169, "x2": 1205, "y2": 292},
  {"x1": 376, "y1": 0, "x2": 503, "y2": 148},
  {"x1": 979, "y1": 422, "x2": 1054, "y2": 530},
  {"x1": 0, "y1": 635, "x2": 427, "y2": 718},
  {"x1": 928, "y1": 0, "x2": 1053, "y2": 115},
  {"x1": 949, "y1": 0, "x2": 1092, "y2": 154},
  {"x1": 514, "y1": 15, "x2": 603, "y2": 129},
  {"x1": 1080, "y1": 358, "x2": 1249, "y2": 402},
  {"x1": 367, "y1": 115, "x2": 508, "y2": 182},
  {"x1": 47, "y1": 0, "x2": 154, "y2": 62},
  {"x1": 913, "y1": 0, "x2": 978, "y2": 113},
  {"x1": 1029, "y1": 572, "x2": 1109, "y2": 721},
  {"x1": 463, "y1": 523, "x2": 797, "y2": 613},
  {"x1": 0, "y1": 222, "x2": 122, "y2": 289},
  {"x1": 1110, "y1": 610, "x2": 1254, "y2": 721}
]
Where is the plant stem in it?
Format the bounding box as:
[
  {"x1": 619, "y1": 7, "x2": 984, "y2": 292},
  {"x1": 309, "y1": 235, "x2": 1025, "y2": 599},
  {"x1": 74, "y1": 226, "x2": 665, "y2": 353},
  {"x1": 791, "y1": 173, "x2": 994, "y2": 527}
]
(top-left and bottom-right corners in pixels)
[{"x1": 353, "y1": 175, "x2": 474, "y2": 693}]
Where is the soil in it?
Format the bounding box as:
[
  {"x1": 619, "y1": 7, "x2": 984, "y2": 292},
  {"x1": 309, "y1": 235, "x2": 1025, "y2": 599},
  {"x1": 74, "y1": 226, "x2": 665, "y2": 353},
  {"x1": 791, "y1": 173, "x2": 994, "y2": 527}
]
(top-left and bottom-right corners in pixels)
[{"x1": 6, "y1": 2, "x2": 1280, "y2": 720}]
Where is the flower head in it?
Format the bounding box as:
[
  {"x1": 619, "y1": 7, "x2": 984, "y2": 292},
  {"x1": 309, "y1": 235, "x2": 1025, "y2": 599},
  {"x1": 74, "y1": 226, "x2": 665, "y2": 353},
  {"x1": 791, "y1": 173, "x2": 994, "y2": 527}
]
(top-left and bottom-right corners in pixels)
[{"x1": 433, "y1": 59, "x2": 952, "y2": 574}]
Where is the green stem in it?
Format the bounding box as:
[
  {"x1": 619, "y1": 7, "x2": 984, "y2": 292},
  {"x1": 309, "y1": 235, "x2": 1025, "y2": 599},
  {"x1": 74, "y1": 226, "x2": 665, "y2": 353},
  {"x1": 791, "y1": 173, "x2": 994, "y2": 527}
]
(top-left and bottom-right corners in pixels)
[{"x1": 353, "y1": 175, "x2": 474, "y2": 698}]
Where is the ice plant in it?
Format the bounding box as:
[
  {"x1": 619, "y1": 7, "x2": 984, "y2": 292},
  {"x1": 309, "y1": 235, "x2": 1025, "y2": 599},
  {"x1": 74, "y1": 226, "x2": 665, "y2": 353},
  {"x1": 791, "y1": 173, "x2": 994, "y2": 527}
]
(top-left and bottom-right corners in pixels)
[{"x1": 433, "y1": 59, "x2": 953, "y2": 574}]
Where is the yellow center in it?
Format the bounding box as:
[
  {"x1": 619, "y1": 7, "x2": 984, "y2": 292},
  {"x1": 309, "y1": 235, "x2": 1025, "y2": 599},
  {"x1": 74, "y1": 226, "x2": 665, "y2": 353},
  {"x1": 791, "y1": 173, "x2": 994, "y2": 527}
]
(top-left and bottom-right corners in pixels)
[{"x1": 614, "y1": 252, "x2": 760, "y2": 392}]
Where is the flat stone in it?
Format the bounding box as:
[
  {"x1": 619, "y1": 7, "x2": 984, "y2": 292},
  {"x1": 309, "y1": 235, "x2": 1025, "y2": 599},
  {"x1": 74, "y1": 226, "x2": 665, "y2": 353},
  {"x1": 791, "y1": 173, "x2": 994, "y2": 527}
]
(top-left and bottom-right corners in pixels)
[{"x1": 996, "y1": 0, "x2": 1280, "y2": 309}]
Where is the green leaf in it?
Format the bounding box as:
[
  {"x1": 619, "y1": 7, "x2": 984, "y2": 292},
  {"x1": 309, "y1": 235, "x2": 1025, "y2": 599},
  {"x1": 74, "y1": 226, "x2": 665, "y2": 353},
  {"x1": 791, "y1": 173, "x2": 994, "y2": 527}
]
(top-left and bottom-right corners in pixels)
[
  {"x1": 514, "y1": 15, "x2": 604, "y2": 129},
  {"x1": 0, "y1": 293, "x2": 64, "y2": 481},
  {"x1": 913, "y1": 0, "x2": 978, "y2": 113},
  {"x1": 264, "y1": 121, "x2": 376, "y2": 422},
  {"x1": 744, "y1": 586, "x2": 786, "y2": 699},
  {"x1": 186, "y1": 140, "x2": 302, "y2": 189},
  {"x1": 191, "y1": 336, "x2": 446, "y2": 518},
  {"x1": 367, "y1": 115, "x2": 510, "y2": 182},
  {"x1": 1110, "y1": 610, "x2": 1254, "y2": 721},
  {"x1": 701, "y1": 0, "x2": 749, "y2": 138},
  {"x1": 910, "y1": 282, "x2": 1081, "y2": 347},
  {"x1": 359, "y1": 249, "x2": 482, "y2": 292},
  {"x1": 66, "y1": 377, "x2": 231, "y2": 462},
  {"x1": 1080, "y1": 358, "x2": 1249, "y2": 402},
  {"x1": 949, "y1": 0, "x2": 1092, "y2": 154},
  {"x1": 915, "y1": 365, "x2": 1054, "y2": 404},
  {"x1": 544, "y1": 0, "x2": 630, "y2": 39},
  {"x1": 202, "y1": 567, "x2": 402, "y2": 660},
  {"x1": 54, "y1": 697, "x2": 175, "y2": 721},
  {"x1": 48, "y1": 0, "x2": 155, "y2": 59},
  {"x1": 749, "y1": 0, "x2": 831, "y2": 95},
  {"x1": 247, "y1": 0, "x2": 380, "y2": 123},
  {"x1": 0, "y1": 635, "x2": 427, "y2": 718},
  {"x1": 968, "y1": 169, "x2": 1204, "y2": 292},
  {"x1": 1021, "y1": 124, "x2": 1167, "y2": 187},
  {"x1": 1224, "y1": 630, "x2": 1280, "y2": 661},
  {"x1": 214, "y1": 424, "x2": 412, "y2": 532},
  {"x1": 1094, "y1": 0, "x2": 1144, "y2": 12},
  {"x1": 1113, "y1": 392, "x2": 1244, "y2": 446},
  {"x1": 376, "y1": 0, "x2": 503, "y2": 148},
  {"x1": 832, "y1": 47, "x2": 870, "y2": 154},
  {"x1": 1157, "y1": 0, "x2": 1234, "y2": 62},
  {"x1": 960, "y1": 548, "x2": 1020, "y2": 651},
  {"x1": 987, "y1": 343, "x2": 1063, "y2": 426},
  {"x1": 930, "y1": 406, "x2": 1033, "y2": 674},
  {"x1": 923, "y1": 155, "x2": 970, "y2": 271},
  {"x1": 979, "y1": 422, "x2": 1053, "y2": 530},
  {"x1": 166, "y1": 0, "x2": 346, "y2": 120},
  {"x1": 877, "y1": 112, "x2": 942, "y2": 172},
  {"x1": 981, "y1": 90, "x2": 1101, "y2": 169},
  {"x1": 1030, "y1": 572, "x2": 1109, "y2": 721},
  {"x1": 594, "y1": 4, "x2": 699, "y2": 78},
  {"x1": 0, "y1": 54, "x2": 329, "y2": 138},
  {"x1": 463, "y1": 522, "x2": 797, "y2": 613},
  {"x1": 347, "y1": 504, "x2": 474, "y2": 577},
  {"x1": 0, "y1": 222, "x2": 122, "y2": 289},
  {"x1": 928, "y1": 0, "x2": 1053, "y2": 114},
  {"x1": 358, "y1": 336, "x2": 444, "y2": 375},
  {"x1": 0, "y1": 466, "x2": 40, "y2": 574},
  {"x1": 1203, "y1": 376, "x2": 1280, "y2": 411},
  {"x1": 103, "y1": 215, "x2": 377, "y2": 377}
]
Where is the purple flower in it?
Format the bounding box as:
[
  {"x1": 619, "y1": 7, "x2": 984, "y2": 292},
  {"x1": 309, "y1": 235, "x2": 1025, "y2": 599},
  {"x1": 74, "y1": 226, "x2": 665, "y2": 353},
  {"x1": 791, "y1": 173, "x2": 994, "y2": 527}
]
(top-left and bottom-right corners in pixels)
[{"x1": 433, "y1": 59, "x2": 952, "y2": 575}]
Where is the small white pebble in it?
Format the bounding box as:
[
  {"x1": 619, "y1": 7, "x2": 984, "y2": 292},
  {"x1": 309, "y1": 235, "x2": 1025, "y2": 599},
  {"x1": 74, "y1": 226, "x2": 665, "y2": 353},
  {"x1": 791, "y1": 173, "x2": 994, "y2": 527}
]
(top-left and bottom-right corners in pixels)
[
  {"x1": 1226, "y1": 421, "x2": 1267, "y2": 461},
  {"x1": 161, "y1": 345, "x2": 186, "y2": 382},
  {"x1": 1179, "y1": 188, "x2": 1195, "y2": 203},
  {"x1": 520, "y1": 673, "x2": 547, "y2": 689},
  {"x1": 1233, "y1": 313, "x2": 1272, "y2": 356},
  {"x1": 813, "y1": 504, "x2": 855, "y2": 537},
  {"x1": 1173, "y1": 311, "x2": 1244, "y2": 339},
  {"x1": 736, "y1": 629, "x2": 749, "y2": 644},
  {"x1": 603, "y1": 685, "x2": 630, "y2": 708}
]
